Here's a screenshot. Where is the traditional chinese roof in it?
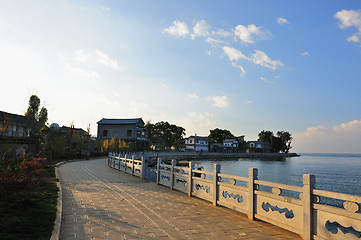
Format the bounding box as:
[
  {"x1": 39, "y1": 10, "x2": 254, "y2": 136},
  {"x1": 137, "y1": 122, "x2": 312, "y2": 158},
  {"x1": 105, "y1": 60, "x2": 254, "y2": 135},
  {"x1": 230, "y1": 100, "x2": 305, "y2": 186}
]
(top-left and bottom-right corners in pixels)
[
  {"x1": 97, "y1": 118, "x2": 144, "y2": 125},
  {"x1": 0, "y1": 111, "x2": 28, "y2": 125}
]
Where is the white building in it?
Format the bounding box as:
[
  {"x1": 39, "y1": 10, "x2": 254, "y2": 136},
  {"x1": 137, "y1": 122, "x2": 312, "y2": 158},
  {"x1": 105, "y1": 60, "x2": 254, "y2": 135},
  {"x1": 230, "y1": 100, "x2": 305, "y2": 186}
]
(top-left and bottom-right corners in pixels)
[
  {"x1": 223, "y1": 139, "x2": 239, "y2": 148},
  {"x1": 184, "y1": 135, "x2": 209, "y2": 152}
]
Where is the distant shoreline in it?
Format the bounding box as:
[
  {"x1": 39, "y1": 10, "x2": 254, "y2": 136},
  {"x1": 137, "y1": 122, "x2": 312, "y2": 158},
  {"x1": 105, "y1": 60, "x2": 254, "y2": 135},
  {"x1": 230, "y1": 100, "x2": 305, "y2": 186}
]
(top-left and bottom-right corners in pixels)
[{"x1": 150, "y1": 152, "x2": 300, "y2": 161}]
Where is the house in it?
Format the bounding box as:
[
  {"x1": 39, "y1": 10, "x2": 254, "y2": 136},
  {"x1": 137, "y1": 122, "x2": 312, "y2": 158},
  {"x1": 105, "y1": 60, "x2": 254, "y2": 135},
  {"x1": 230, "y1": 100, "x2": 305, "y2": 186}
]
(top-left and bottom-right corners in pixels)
[
  {"x1": 184, "y1": 135, "x2": 209, "y2": 152},
  {"x1": 97, "y1": 118, "x2": 148, "y2": 150},
  {"x1": 59, "y1": 126, "x2": 90, "y2": 139},
  {"x1": 247, "y1": 141, "x2": 271, "y2": 153},
  {"x1": 0, "y1": 111, "x2": 36, "y2": 156},
  {"x1": 223, "y1": 139, "x2": 239, "y2": 148},
  {"x1": 0, "y1": 111, "x2": 31, "y2": 139}
]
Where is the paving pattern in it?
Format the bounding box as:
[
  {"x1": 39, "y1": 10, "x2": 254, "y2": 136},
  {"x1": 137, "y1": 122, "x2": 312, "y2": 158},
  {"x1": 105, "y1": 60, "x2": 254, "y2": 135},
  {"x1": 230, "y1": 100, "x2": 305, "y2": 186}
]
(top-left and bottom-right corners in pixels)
[{"x1": 58, "y1": 158, "x2": 302, "y2": 240}]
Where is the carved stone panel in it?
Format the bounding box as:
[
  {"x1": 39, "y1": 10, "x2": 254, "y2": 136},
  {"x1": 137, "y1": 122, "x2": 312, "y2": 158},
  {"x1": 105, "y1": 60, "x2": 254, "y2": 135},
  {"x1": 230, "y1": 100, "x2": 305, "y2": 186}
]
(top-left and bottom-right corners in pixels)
[
  {"x1": 272, "y1": 187, "x2": 282, "y2": 196},
  {"x1": 343, "y1": 201, "x2": 360, "y2": 213}
]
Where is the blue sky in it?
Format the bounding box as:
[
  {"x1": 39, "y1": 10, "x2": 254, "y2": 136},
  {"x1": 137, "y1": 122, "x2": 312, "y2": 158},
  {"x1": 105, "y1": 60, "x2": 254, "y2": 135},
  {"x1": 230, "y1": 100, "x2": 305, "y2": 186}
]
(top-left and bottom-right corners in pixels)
[{"x1": 1, "y1": 0, "x2": 361, "y2": 153}]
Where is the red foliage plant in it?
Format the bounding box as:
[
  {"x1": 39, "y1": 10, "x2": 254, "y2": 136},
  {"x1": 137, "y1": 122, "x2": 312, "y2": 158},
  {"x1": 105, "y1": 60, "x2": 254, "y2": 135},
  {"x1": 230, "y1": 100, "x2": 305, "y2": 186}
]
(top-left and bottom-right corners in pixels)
[{"x1": 0, "y1": 157, "x2": 46, "y2": 199}]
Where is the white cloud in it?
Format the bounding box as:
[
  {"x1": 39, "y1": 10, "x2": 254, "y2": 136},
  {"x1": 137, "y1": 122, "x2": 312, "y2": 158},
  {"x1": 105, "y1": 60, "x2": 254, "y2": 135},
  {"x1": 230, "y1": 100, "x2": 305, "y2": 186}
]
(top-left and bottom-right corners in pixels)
[
  {"x1": 74, "y1": 49, "x2": 90, "y2": 63},
  {"x1": 301, "y1": 52, "x2": 310, "y2": 56},
  {"x1": 187, "y1": 93, "x2": 199, "y2": 99},
  {"x1": 181, "y1": 112, "x2": 217, "y2": 136},
  {"x1": 163, "y1": 20, "x2": 189, "y2": 37},
  {"x1": 334, "y1": 9, "x2": 361, "y2": 30},
  {"x1": 251, "y1": 50, "x2": 284, "y2": 70},
  {"x1": 347, "y1": 35, "x2": 360, "y2": 43},
  {"x1": 207, "y1": 95, "x2": 231, "y2": 108},
  {"x1": 73, "y1": 49, "x2": 122, "y2": 71},
  {"x1": 293, "y1": 119, "x2": 361, "y2": 153},
  {"x1": 260, "y1": 76, "x2": 274, "y2": 84},
  {"x1": 100, "y1": 5, "x2": 111, "y2": 11},
  {"x1": 231, "y1": 62, "x2": 246, "y2": 77},
  {"x1": 65, "y1": 64, "x2": 100, "y2": 78},
  {"x1": 94, "y1": 50, "x2": 122, "y2": 71},
  {"x1": 334, "y1": 9, "x2": 361, "y2": 43},
  {"x1": 206, "y1": 37, "x2": 226, "y2": 45},
  {"x1": 191, "y1": 20, "x2": 210, "y2": 39},
  {"x1": 233, "y1": 24, "x2": 269, "y2": 44},
  {"x1": 212, "y1": 29, "x2": 231, "y2": 37},
  {"x1": 129, "y1": 101, "x2": 149, "y2": 116},
  {"x1": 243, "y1": 99, "x2": 252, "y2": 105},
  {"x1": 277, "y1": 17, "x2": 289, "y2": 25},
  {"x1": 222, "y1": 46, "x2": 249, "y2": 61},
  {"x1": 223, "y1": 47, "x2": 283, "y2": 71}
]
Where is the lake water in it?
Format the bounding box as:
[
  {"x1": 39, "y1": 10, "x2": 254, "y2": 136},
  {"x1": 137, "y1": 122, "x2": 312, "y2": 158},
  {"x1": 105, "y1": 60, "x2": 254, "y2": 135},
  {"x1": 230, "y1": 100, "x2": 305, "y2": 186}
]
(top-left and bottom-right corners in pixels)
[{"x1": 198, "y1": 153, "x2": 361, "y2": 197}]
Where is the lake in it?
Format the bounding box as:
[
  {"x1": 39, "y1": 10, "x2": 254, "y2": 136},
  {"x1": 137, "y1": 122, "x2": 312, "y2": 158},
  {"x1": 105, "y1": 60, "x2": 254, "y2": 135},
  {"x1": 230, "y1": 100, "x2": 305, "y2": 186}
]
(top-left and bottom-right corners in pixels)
[{"x1": 198, "y1": 153, "x2": 361, "y2": 197}]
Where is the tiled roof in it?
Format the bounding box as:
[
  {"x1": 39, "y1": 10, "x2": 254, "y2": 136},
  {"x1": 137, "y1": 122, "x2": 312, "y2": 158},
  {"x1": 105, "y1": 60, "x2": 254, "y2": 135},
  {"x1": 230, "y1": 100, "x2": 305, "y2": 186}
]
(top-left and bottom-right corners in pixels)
[
  {"x1": 186, "y1": 135, "x2": 209, "y2": 140},
  {"x1": 0, "y1": 111, "x2": 28, "y2": 125},
  {"x1": 97, "y1": 118, "x2": 144, "y2": 125}
]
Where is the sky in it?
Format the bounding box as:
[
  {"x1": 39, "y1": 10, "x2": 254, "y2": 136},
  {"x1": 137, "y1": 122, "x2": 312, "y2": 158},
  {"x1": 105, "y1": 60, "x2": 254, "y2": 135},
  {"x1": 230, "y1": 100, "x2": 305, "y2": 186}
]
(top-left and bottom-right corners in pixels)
[{"x1": 1, "y1": 0, "x2": 361, "y2": 153}]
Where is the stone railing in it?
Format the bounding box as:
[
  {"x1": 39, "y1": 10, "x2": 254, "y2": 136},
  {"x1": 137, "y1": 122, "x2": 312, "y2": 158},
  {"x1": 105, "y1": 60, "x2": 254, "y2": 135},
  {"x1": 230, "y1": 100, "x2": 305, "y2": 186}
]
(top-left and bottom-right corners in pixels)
[
  {"x1": 156, "y1": 159, "x2": 361, "y2": 240},
  {"x1": 108, "y1": 153, "x2": 146, "y2": 179}
]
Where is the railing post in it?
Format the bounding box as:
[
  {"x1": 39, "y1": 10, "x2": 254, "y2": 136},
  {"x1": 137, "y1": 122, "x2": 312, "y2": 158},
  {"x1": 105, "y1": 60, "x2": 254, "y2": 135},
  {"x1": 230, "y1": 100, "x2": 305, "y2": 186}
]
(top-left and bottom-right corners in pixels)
[
  {"x1": 124, "y1": 155, "x2": 127, "y2": 172},
  {"x1": 170, "y1": 160, "x2": 176, "y2": 190},
  {"x1": 113, "y1": 153, "x2": 115, "y2": 168},
  {"x1": 188, "y1": 161, "x2": 194, "y2": 197},
  {"x1": 248, "y1": 168, "x2": 258, "y2": 220},
  {"x1": 156, "y1": 158, "x2": 162, "y2": 185},
  {"x1": 303, "y1": 174, "x2": 315, "y2": 240},
  {"x1": 118, "y1": 153, "x2": 121, "y2": 170},
  {"x1": 213, "y1": 164, "x2": 221, "y2": 206},
  {"x1": 132, "y1": 155, "x2": 135, "y2": 176},
  {"x1": 141, "y1": 156, "x2": 146, "y2": 179}
]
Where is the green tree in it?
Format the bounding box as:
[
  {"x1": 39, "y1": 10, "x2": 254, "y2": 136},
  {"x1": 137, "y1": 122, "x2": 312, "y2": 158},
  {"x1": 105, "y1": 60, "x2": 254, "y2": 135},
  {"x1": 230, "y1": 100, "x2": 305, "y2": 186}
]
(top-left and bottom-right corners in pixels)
[
  {"x1": 25, "y1": 95, "x2": 48, "y2": 153},
  {"x1": 277, "y1": 131, "x2": 293, "y2": 153},
  {"x1": 257, "y1": 130, "x2": 292, "y2": 153},
  {"x1": 208, "y1": 128, "x2": 235, "y2": 143},
  {"x1": 258, "y1": 130, "x2": 273, "y2": 143},
  {"x1": 145, "y1": 121, "x2": 185, "y2": 149},
  {"x1": 270, "y1": 136, "x2": 283, "y2": 153}
]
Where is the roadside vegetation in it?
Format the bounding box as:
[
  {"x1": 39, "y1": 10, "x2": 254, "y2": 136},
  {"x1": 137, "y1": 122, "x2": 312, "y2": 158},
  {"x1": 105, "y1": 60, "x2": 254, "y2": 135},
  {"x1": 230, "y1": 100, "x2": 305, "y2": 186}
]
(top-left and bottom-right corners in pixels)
[{"x1": 0, "y1": 156, "x2": 58, "y2": 240}]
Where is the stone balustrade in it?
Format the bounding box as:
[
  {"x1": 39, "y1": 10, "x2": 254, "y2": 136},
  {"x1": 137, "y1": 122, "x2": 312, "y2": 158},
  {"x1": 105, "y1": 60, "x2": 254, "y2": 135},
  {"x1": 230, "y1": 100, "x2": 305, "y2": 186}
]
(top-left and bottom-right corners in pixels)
[
  {"x1": 108, "y1": 153, "x2": 361, "y2": 240},
  {"x1": 108, "y1": 152, "x2": 146, "y2": 179}
]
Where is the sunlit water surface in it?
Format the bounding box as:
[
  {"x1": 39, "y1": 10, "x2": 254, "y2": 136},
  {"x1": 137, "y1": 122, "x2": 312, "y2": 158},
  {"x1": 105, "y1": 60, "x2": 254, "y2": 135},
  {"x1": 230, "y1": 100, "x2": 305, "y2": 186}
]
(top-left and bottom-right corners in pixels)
[{"x1": 199, "y1": 153, "x2": 361, "y2": 197}]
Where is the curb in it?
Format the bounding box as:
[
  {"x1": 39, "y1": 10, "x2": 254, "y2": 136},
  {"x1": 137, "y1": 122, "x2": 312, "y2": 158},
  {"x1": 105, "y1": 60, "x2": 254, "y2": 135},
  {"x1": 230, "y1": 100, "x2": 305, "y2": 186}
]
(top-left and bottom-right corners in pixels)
[{"x1": 50, "y1": 163, "x2": 65, "y2": 240}]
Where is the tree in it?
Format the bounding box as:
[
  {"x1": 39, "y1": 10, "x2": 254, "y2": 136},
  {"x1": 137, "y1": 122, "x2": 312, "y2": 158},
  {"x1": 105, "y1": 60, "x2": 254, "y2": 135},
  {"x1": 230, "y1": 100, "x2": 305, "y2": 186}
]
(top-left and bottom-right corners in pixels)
[
  {"x1": 277, "y1": 131, "x2": 293, "y2": 153},
  {"x1": 257, "y1": 130, "x2": 293, "y2": 153},
  {"x1": 258, "y1": 130, "x2": 273, "y2": 143},
  {"x1": 25, "y1": 95, "x2": 48, "y2": 154},
  {"x1": 208, "y1": 128, "x2": 235, "y2": 143},
  {"x1": 145, "y1": 121, "x2": 185, "y2": 149}
]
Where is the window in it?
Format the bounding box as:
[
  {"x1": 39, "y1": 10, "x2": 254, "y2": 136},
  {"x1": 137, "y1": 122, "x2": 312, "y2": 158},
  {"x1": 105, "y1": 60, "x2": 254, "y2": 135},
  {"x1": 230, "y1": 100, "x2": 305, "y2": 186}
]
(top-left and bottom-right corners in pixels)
[
  {"x1": 103, "y1": 130, "x2": 108, "y2": 137},
  {"x1": 127, "y1": 130, "x2": 132, "y2": 137}
]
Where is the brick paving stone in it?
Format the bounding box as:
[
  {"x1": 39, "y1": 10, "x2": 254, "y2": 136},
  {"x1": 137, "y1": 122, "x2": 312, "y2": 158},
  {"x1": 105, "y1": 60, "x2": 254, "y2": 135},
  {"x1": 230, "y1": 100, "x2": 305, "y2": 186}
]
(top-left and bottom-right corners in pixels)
[{"x1": 58, "y1": 158, "x2": 302, "y2": 240}]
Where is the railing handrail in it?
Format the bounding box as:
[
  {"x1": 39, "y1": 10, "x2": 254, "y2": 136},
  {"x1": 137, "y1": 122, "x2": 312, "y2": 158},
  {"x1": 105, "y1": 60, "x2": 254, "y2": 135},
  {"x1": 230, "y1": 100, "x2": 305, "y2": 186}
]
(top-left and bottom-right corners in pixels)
[{"x1": 108, "y1": 152, "x2": 361, "y2": 240}]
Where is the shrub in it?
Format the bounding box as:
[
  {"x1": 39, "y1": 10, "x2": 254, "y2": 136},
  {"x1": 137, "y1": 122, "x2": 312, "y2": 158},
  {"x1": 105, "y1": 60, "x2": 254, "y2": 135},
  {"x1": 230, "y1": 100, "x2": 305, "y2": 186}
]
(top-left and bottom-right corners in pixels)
[{"x1": 0, "y1": 157, "x2": 46, "y2": 200}]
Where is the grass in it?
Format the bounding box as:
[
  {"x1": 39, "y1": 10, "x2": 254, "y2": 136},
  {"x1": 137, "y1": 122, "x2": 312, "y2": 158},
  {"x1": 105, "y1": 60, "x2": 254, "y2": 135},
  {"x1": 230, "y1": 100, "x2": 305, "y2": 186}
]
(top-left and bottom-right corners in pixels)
[{"x1": 0, "y1": 165, "x2": 59, "y2": 240}]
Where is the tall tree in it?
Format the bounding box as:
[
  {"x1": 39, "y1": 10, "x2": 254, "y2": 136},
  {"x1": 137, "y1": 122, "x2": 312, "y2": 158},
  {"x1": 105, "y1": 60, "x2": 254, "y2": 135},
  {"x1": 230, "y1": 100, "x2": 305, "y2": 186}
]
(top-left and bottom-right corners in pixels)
[
  {"x1": 25, "y1": 95, "x2": 48, "y2": 153},
  {"x1": 25, "y1": 95, "x2": 48, "y2": 129},
  {"x1": 208, "y1": 128, "x2": 235, "y2": 143},
  {"x1": 257, "y1": 130, "x2": 293, "y2": 153},
  {"x1": 145, "y1": 121, "x2": 185, "y2": 149},
  {"x1": 277, "y1": 131, "x2": 293, "y2": 153},
  {"x1": 258, "y1": 130, "x2": 273, "y2": 143}
]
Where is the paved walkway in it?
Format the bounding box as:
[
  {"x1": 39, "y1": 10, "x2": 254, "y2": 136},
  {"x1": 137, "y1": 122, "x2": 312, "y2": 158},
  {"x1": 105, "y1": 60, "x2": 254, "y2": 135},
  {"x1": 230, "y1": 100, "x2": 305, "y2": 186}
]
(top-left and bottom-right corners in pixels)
[{"x1": 58, "y1": 158, "x2": 302, "y2": 240}]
